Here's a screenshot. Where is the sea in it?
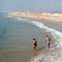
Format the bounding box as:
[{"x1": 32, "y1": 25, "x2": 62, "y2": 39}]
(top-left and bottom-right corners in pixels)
[{"x1": 0, "y1": 14, "x2": 62, "y2": 62}]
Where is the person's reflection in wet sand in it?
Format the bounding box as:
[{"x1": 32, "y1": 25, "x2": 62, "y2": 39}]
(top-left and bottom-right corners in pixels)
[{"x1": 32, "y1": 50, "x2": 37, "y2": 58}]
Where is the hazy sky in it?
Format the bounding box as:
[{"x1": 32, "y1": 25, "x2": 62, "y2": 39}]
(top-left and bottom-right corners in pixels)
[{"x1": 0, "y1": 0, "x2": 62, "y2": 12}]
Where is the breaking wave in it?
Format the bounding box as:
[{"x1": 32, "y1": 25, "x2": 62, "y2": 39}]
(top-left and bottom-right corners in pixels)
[{"x1": 30, "y1": 21, "x2": 62, "y2": 62}]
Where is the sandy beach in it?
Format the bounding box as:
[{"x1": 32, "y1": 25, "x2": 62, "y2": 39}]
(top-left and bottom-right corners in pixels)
[{"x1": 6, "y1": 12, "x2": 62, "y2": 23}]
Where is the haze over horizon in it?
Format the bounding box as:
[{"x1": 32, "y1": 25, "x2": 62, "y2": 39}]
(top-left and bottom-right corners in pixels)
[{"x1": 0, "y1": 0, "x2": 62, "y2": 13}]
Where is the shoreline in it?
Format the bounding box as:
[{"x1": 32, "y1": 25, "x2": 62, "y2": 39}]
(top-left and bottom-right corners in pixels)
[
  {"x1": 3, "y1": 12, "x2": 62, "y2": 62},
  {"x1": 6, "y1": 12, "x2": 62, "y2": 23}
]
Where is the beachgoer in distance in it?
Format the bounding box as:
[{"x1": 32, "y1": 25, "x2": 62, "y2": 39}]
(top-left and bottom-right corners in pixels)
[
  {"x1": 46, "y1": 35, "x2": 51, "y2": 49},
  {"x1": 32, "y1": 38, "x2": 37, "y2": 51}
]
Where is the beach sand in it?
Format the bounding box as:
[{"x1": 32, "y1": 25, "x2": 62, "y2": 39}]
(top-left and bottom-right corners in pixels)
[{"x1": 7, "y1": 12, "x2": 62, "y2": 23}]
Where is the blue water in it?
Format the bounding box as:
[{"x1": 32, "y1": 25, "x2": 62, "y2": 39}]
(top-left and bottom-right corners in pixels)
[{"x1": 0, "y1": 15, "x2": 59, "y2": 62}]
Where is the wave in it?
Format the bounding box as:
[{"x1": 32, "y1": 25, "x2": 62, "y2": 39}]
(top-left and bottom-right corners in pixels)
[
  {"x1": 16, "y1": 17, "x2": 27, "y2": 21},
  {"x1": 29, "y1": 21, "x2": 62, "y2": 62},
  {"x1": 4, "y1": 15, "x2": 13, "y2": 18},
  {"x1": 4, "y1": 15, "x2": 27, "y2": 21}
]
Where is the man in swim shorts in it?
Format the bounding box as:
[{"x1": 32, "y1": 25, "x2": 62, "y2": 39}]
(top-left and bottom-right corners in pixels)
[{"x1": 46, "y1": 35, "x2": 51, "y2": 49}]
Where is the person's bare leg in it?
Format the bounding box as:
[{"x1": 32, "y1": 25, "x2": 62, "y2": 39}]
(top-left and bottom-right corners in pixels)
[{"x1": 32, "y1": 45, "x2": 35, "y2": 51}]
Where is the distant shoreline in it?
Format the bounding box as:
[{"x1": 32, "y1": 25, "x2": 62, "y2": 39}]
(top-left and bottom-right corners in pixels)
[{"x1": 6, "y1": 12, "x2": 62, "y2": 23}]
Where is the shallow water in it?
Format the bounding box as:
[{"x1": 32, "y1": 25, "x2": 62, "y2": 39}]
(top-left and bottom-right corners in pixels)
[{"x1": 0, "y1": 15, "x2": 55, "y2": 62}]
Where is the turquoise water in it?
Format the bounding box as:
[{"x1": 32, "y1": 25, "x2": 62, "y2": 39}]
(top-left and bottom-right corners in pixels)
[{"x1": 0, "y1": 15, "x2": 56, "y2": 62}]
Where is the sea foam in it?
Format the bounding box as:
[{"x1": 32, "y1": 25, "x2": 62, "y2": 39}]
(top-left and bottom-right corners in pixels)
[
  {"x1": 30, "y1": 21, "x2": 62, "y2": 62},
  {"x1": 5, "y1": 15, "x2": 27, "y2": 21}
]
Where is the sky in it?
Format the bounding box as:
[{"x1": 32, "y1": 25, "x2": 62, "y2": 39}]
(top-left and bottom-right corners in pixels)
[{"x1": 0, "y1": 0, "x2": 62, "y2": 12}]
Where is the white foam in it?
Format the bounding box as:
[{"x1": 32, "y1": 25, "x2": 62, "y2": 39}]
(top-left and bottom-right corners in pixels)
[
  {"x1": 4, "y1": 15, "x2": 27, "y2": 21},
  {"x1": 30, "y1": 21, "x2": 62, "y2": 47},
  {"x1": 4, "y1": 15, "x2": 13, "y2": 18},
  {"x1": 16, "y1": 17, "x2": 27, "y2": 21},
  {"x1": 30, "y1": 21, "x2": 62, "y2": 62}
]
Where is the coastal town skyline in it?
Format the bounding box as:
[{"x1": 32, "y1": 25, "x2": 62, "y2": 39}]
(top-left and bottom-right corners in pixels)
[{"x1": 0, "y1": 0, "x2": 62, "y2": 12}]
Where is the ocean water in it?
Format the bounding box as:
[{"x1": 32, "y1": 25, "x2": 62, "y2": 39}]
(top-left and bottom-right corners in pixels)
[{"x1": 0, "y1": 15, "x2": 62, "y2": 62}]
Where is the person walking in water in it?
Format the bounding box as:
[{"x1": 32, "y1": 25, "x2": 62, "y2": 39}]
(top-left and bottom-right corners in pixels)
[
  {"x1": 46, "y1": 35, "x2": 51, "y2": 50},
  {"x1": 32, "y1": 38, "x2": 37, "y2": 51}
]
